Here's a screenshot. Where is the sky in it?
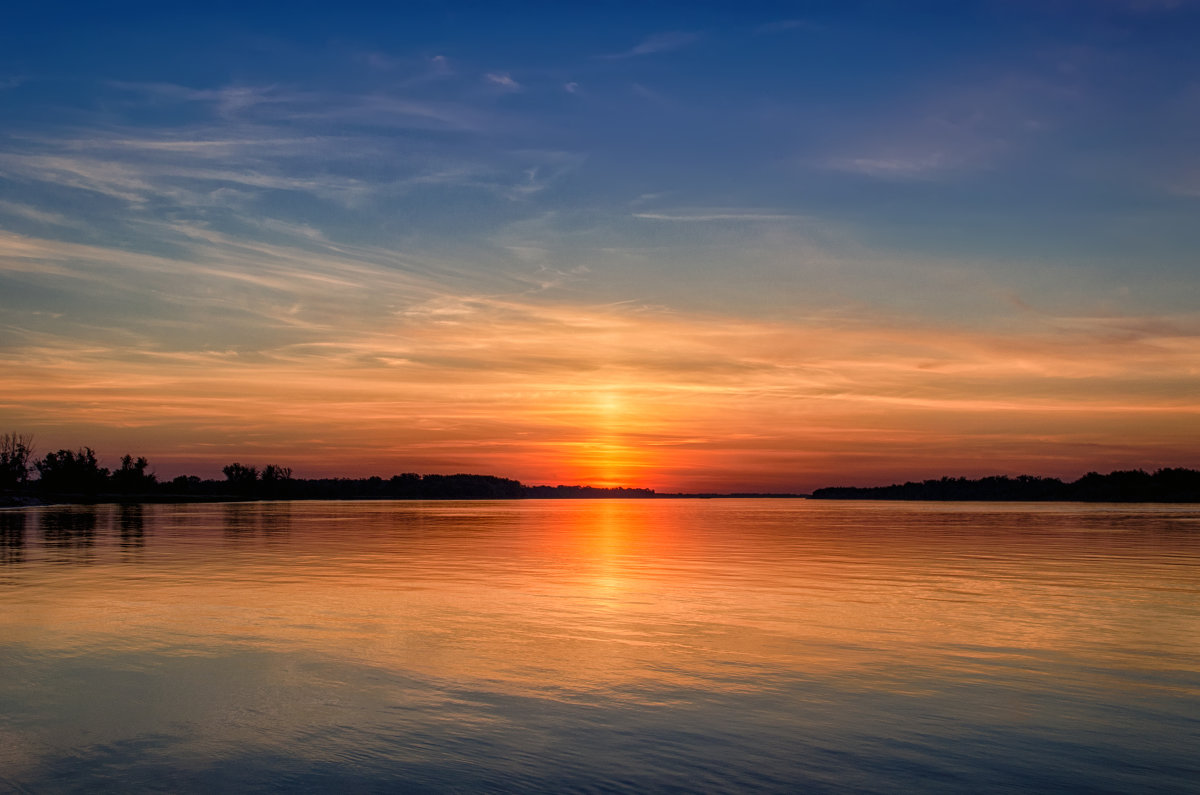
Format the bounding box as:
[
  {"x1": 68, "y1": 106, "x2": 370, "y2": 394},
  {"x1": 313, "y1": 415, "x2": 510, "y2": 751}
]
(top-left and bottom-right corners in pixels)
[{"x1": 1, "y1": 1, "x2": 1198, "y2": 492}]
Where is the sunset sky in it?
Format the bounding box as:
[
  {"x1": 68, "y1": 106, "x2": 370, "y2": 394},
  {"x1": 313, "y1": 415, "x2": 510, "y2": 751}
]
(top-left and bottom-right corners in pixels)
[{"x1": 1, "y1": 2, "x2": 1198, "y2": 491}]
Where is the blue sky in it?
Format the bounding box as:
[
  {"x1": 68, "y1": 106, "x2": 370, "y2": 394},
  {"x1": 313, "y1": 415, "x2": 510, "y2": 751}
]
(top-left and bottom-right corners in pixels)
[{"x1": 1, "y1": 1, "x2": 1198, "y2": 488}]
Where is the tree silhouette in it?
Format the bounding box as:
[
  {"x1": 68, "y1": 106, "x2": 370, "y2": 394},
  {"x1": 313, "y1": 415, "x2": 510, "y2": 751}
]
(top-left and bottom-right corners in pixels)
[
  {"x1": 35, "y1": 447, "x2": 109, "y2": 494},
  {"x1": 260, "y1": 464, "x2": 294, "y2": 497},
  {"x1": 110, "y1": 454, "x2": 157, "y2": 494},
  {"x1": 0, "y1": 432, "x2": 34, "y2": 489},
  {"x1": 261, "y1": 464, "x2": 292, "y2": 482},
  {"x1": 222, "y1": 462, "x2": 259, "y2": 495}
]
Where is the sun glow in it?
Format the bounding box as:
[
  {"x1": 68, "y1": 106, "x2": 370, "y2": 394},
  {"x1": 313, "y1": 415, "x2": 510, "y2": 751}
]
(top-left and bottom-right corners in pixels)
[{"x1": 566, "y1": 390, "x2": 650, "y2": 488}]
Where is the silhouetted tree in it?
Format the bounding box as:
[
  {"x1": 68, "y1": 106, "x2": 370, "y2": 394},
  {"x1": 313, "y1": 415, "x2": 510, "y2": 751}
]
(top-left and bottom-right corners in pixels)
[
  {"x1": 0, "y1": 432, "x2": 34, "y2": 489},
  {"x1": 261, "y1": 464, "x2": 292, "y2": 482},
  {"x1": 171, "y1": 474, "x2": 202, "y2": 492},
  {"x1": 260, "y1": 464, "x2": 294, "y2": 497},
  {"x1": 390, "y1": 473, "x2": 422, "y2": 498},
  {"x1": 222, "y1": 462, "x2": 259, "y2": 495},
  {"x1": 35, "y1": 448, "x2": 109, "y2": 494},
  {"x1": 110, "y1": 454, "x2": 157, "y2": 494}
]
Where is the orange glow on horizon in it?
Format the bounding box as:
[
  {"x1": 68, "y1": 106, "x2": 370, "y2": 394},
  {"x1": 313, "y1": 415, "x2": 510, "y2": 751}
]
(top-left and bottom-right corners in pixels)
[{"x1": 1, "y1": 290, "x2": 1198, "y2": 492}]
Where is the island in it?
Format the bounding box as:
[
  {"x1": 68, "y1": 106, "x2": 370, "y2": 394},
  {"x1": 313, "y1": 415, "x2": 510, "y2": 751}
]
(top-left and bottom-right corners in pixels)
[{"x1": 810, "y1": 469, "x2": 1200, "y2": 502}]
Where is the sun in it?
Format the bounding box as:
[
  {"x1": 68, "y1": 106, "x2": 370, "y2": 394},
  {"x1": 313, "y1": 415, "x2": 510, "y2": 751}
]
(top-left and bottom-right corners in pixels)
[{"x1": 566, "y1": 390, "x2": 652, "y2": 488}]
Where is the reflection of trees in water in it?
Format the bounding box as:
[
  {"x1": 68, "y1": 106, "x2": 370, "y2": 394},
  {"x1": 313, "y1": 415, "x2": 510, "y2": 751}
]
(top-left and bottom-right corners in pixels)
[
  {"x1": 42, "y1": 509, "x2": 98, "y2": 543},
  {"x1": 223, "y1": 502, "x2": 292, "y2": 540},
  {"x1": 0, "y1": 511, "x2": 25, "y2": 565},
  {"x1": 260, "y1": 503, "x2": 292, "y2": 538},
  {"x1": 222, "y1": 503, "x2": 256, "y2": 537},
  {"x1": 118, "y1": 504, "x2": 146, "y2": 549},
  {"x1": 41, "y1": 508, "x2": 98, "y2": 564}
]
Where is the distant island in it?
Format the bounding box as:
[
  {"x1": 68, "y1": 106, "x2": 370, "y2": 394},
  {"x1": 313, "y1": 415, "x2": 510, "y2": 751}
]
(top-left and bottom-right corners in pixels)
[
  {"x1": 0, "y1": 434, "x2": 806, "y2": 505},
  {"x1": 811, "y1": 469, "x2": 1200, "y2": 502}
]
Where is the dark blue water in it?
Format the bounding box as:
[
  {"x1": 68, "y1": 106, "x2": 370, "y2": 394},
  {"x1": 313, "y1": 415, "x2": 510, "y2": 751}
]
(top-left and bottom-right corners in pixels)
[{"x1": 1, "y1": 500, "x2": 1198, "y2": 792}]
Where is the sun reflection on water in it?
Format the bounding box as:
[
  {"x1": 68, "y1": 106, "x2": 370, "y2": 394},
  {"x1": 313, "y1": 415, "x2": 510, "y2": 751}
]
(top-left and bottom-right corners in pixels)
[{"x1": 2, "y1": 500, "x2": 1200, "y2": 791}]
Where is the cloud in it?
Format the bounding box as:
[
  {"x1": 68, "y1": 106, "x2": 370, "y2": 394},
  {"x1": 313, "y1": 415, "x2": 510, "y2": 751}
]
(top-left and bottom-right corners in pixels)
[
  {"x1": 823, "y1": 153, "x2": 959, "y2": 179},
  {"x1": 0, "y1": 200, "x2": 76, "y2": 227},
  {"x1": 484, "y1": 72, "x2": 521, "y2": 91},
  {"x1": 633, "y1": 210, "x2": 806, "y2": 222},
  {"x1": 0, "y1": 152, "x2": 158, "y2": 202},
  {"x1": 0, "y1": 94, "x2": 549, "y2": 218},
  {"x1": 499, "y1": 150, "x2": 586, "y2": 200},
  {"x1": 0, "y1": 148, "x2": 371, "y2": 207},
  {"x1": 108, "y1": 80, "x2": 498, "y2": 132},
  {"x1": 599, "y1": 31, "x2": 701, "y2": 60},
  {"x1": 820, "y1": 128, "x2": 1002, "y2": 181},
  {"x1": 109, "y1": 81, "x2": 289, "y2": 118},
  {"x1": 818, "y1": 72, "x2": 1072, "y2": 180},
  {"x1": 564, "y1": 82, "x2": 580, "y2": 94}
]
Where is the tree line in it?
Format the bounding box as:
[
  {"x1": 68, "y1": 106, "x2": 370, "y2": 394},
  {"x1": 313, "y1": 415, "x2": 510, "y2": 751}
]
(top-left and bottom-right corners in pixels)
[
  {"x1": 1, "y1": 435, "x2": 164, "y2": 495},
  {"x1": 0, "y1": 433, "x2": 644, "y2": 502},
  {"x1": 810, "y1": 469, "x2": 1200, "y2": 502},
  {"x1": 10, "y1": 432, "x2": 1195, "y2": 504}
]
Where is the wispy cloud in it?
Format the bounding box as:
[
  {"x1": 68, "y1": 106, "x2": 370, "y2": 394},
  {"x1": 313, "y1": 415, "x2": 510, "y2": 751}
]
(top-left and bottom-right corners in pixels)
[
  {"x1": 598, "y1": 31, "x2": 701, "y2": 59},
  {"x1": 501, "y1": 150, "x2": 586, "y2": 200},
  {"x1": 0, "y1": 152, "x2": 157, "y2": 202},
  {"x1": 0, "y1": 148, "x2": 371, "y2": 207},
  {"x1": 819, "y1": 72, "x2": 1072, "y2": 180},
  {"x1": 823, "y1": 153, "x2": 961, "y2": 179},
  {"x1": 633, "y1": 209, "x2": 806, "y2": 222},
  {"x1": 0, "y1": 85, "x2": 563, "y2": 222},
  {"x1": 0, "y1": 200, "x2": 77, "y2": 227},
  {"x1": 484, "y1": 72, "x2": 521, "y2": 91},
  {"x1": 108, "y1": 80, "x2": 499, "y2": 132},
  {"x1": 109, "y1": 81, "x2": 290, "y2": 118}
]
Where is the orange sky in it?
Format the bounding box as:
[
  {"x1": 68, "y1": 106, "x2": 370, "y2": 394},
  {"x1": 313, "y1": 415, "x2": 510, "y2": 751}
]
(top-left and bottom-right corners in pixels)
[{"x1": 3, "y1": 281, "x2": 1197, "y2": 492}]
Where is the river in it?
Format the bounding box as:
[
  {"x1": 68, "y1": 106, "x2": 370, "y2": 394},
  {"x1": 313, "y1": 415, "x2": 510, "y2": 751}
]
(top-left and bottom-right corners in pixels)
[{"x1": 1, "y1": 499, "x2": 1197, "y2": 792}]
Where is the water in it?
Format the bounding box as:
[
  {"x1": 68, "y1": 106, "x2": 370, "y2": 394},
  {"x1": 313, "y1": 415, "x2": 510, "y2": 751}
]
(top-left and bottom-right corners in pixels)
[{"x1": 1, "y1": 499, "x2": 1198, "y2": 793}]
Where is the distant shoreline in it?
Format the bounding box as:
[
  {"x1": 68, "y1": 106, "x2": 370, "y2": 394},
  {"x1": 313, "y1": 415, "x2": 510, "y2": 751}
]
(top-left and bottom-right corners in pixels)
[
  {"x1": 5, "y1": 445, "x2": 1198, "y2": 506},
  {"x1": 811, "y1": 468, "x2": 1200, "y2": 503}
]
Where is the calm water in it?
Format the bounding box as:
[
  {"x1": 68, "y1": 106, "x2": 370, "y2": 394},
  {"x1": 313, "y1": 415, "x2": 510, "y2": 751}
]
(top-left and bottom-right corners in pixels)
[{"x1": 1, "y1": 499, "x2": 1198, "y2": 793}]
